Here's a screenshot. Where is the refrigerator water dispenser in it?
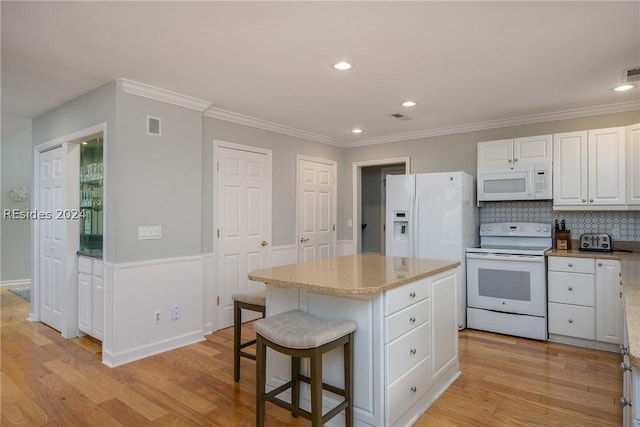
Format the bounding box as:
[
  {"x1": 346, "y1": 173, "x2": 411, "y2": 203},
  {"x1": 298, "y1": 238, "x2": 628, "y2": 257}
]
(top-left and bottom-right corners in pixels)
[{"x1": 392, "y1": 211, "x2": 409, "y2": 241}]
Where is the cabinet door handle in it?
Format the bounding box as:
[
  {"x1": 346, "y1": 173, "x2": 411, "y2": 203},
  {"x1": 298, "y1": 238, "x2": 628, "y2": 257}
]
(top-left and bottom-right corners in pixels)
[
  {"x1": 582, "y1": 199, "x2": 587, "y2": 203},
  {"x1": 410, "y1": 386, "x2": 417, "y2": 393},
  {"x1": 620, "y1": 397, "x2": 632, "y2": 407},
  {"x1": 508, "y1": 159, "x2": 512, "y2": 163},
  {"x1": 409, "y1": 291, "x2": 416, "y2": 298},
  {"x1": 568, "y1": 319, "x2": 574, "y2": 324},
  {"x1": 513, "y1": 158, "x2": 518, "y2": 163},
  {"x1": 568, "y1": 287, "x2": 573, "y2": 291},
  {"x1": 568, "y1": 263, "x2": 573, "y2": 267},
  {"x1": 410, "y1": 348, "x2": 417, "y2": 355},
  {"x1": 589, "y1": 199, "x2": 594, "y2": 203},
  {"x1": 409, "y1": 316, "x2": 416, "y2": 323},
  {"x1": 621, "y1": 345, "x2": 630, "y2": 356},
  {"x1": 597, "y1": 262, "x2": 603, "y2": 267}
]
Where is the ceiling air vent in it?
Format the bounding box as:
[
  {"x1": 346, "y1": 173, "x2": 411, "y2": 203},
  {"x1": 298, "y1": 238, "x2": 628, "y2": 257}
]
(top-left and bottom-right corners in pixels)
[
  {"x1": 624, "y1": 67, "x2": 640, "y2": 83},
  {"x1": 147, "y1": 115, "x2": 161, "y2": 136},
  {"x1": 391, "y1": 113, "x2": 412, "y2": 121}
]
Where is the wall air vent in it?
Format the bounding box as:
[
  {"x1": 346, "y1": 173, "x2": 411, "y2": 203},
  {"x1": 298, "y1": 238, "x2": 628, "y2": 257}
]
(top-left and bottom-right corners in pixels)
[
  {"x1": 624, "y1": 67, "x2": 640, "y2": 83},
  {"x1": 147, "y1": 115, "x2": 161, "y2": 136},
  {"x1": 391, "y1": 113, "x2": 411, "y2": 121}
]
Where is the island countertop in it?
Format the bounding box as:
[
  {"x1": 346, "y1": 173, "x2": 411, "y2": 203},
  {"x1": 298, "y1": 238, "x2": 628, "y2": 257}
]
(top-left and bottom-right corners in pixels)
[{"x1": 248, "y1": 254, "x2": 460, "y2": 296}]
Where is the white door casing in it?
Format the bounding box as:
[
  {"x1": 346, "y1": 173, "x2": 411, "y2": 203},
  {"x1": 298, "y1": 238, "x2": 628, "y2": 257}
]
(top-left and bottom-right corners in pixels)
[
  {"x1": 215, "y1": 142, "x2": 272, "y2": 330},
  {"x1": 352, "y1": 157, "x2": 411, "y2": 254},
  {"x1": 297, "y1": 156, "x2": 336, "y2": 263}
]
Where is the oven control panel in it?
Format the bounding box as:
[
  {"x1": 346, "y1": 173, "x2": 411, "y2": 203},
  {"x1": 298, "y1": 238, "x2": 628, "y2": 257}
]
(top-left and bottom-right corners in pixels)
[{"x1": 480, "y1": 222, "x2": 551, "y2": 237}]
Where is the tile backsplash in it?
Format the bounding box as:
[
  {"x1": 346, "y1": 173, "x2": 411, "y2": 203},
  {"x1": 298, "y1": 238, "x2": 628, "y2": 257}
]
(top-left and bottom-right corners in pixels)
[{"x1": 480, "y1": 201, "x2": 640, "y2": 242}]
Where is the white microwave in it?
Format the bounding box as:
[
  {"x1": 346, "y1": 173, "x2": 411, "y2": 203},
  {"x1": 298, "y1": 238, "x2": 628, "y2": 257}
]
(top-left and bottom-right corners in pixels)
[{"x1": 477, "y1": 162, "x2": 552, "y2": 201}]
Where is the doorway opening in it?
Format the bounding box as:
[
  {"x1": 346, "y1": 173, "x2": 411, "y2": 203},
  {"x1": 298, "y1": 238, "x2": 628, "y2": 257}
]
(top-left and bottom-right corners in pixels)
[{"x1": 352, "y1": 157, "x2": 409, "y2": 254}]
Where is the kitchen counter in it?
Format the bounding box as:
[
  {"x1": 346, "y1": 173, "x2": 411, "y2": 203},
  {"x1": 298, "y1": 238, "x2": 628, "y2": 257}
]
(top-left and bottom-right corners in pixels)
[
  {"x1": 546, "y1": 248, "x2": 640, "y2": 367},
  {"x1": 248, "y1": 253, "x2": 460, "y2": 295}
]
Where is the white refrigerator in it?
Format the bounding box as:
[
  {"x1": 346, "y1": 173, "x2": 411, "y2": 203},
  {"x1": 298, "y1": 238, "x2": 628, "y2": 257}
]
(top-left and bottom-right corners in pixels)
[{"x1": 385, "y1": 171, "x2": 478, "y2": 329}]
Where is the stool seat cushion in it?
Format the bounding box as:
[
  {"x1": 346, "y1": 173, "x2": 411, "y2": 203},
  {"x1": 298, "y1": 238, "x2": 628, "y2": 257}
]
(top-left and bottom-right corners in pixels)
[
  {"x1": 232, "y1": 290, "x2": 266, "y2": 306},
  {"x1": 254, "y1": 310, "x2": 356, "y2": 349}
]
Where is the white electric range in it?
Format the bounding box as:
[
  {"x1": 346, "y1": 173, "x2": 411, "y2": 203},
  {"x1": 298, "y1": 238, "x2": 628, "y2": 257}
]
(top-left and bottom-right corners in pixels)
[{"x1": 466, "y1": 222, "x2": 552, "y2": 340}]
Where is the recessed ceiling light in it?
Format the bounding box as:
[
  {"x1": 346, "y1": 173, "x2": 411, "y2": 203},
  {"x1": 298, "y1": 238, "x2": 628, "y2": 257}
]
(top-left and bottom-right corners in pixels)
[
  {"x1": 352, "y1": 128, "x2": 363, "y2": 134},
  {"x1": 334, "y1": 61, "x2": 352, "y2": 71},
  {"x1": 81, "y1": 141, "x2": 88, "y2": 145},
  {"x1": 402, "y1": 101, "x2": 417, "y2": 107},
  {"x1": 614, "y1": 84, "x2": 635, "y2": 91}
]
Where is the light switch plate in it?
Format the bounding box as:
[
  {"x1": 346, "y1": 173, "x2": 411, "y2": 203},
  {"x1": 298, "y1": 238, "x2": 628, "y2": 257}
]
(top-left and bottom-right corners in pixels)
[{"x1": 138, "y1": 225, "x2": 162, "y2": 240}]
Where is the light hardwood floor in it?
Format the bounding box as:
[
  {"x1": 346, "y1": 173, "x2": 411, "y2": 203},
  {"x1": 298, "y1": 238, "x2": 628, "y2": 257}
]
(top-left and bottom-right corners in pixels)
[{"x1": 1, "y1": 286, "x2": 622, "y2": 426}]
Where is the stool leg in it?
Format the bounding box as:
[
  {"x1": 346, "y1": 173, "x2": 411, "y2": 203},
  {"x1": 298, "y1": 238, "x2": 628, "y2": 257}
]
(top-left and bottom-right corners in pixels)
[
  {"x1": 233, "y1": 301, "x2": 241, "y2": 382},
  {"x1": 256, "y1": 335, "x2": 266, "y2": 427},
  {"x1": 344, "y1": 333, "x2": 353, "y2": 427},
  {"x1": 291, "y1": 356, "x2": 300, "y2": 416},
  {"x1": 310, "y1": 349, "x2": 323, "y2": 427}
]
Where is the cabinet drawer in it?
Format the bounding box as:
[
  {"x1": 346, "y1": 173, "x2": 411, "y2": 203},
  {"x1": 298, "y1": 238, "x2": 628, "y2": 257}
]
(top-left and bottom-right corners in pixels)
[
  {"x1": 386, "y1": 321, "x2": 430, "y2": 385},
  {"x1": 384, "y1": 278, "x2": 429, "y2": 316},
  {"x1": 385, "y1": 298, "x2": 429, "y2": 343},
  {"x1": 548, "y1": 257, "x2": 594, "y2": 274},
  {"x1": 548, "y1": 271, "x2": 595, "y2": 306},
  {"x1": 548, "y1": 302, "x2": 595, "y2": 340},
  {"x1": 387, "y1": 356, "x2": 431, "y2": 426}
]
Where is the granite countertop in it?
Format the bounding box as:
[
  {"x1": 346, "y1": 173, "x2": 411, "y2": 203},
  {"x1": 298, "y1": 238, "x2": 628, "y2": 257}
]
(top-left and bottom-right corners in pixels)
[
  {"x1": 77, "y1": 249, "x2": 103, "y2": 259},
  {"x1": 546, "y1": 248, "x2": 640, "y2": 367},
  {"x1": 248, "y1": 254, "x2": 460, "y2": 296}
]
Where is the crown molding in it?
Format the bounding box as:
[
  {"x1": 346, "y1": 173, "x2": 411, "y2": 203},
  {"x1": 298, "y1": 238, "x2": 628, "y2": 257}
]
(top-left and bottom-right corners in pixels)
[
  {"x1": 203, "y1": 106, "x2": 343, "y2": 147},
  {"x1": 344, "y1": 100, "x2": 640, "y2": 147},
  {"x1": 118, "y1": 78, "x2": 212, "y2": 112}
]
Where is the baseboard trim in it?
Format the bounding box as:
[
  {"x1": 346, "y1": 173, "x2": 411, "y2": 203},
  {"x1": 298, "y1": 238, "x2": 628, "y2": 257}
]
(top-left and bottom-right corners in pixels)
[
  {"x1": 1, "y1": 279, "x2": 31, "y2": 286},
  {"x1": 102, "y1": 330, "x2": 205, "y2": 368}
]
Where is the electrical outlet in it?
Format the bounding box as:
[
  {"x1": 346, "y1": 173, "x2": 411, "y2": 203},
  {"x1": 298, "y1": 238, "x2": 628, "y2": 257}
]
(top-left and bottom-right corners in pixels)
[
  {"x1": 153, "y1": 310, "x2": 161, "y2": 324},
  {"x1": 170, "y1": 305, "x2": 180, "y2": 321}
]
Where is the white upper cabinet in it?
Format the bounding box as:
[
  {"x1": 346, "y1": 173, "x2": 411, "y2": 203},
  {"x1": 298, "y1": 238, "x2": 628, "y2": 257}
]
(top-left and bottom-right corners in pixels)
[
  {"x1": 553, "y1": 127, "x2": 626, "y2": 209},
  {"x1": 478, "y1": 135, "x2": 552, "y2": 167},
  {"x1": 627, "y1": 123, "x2": 640, "y2": 206}
]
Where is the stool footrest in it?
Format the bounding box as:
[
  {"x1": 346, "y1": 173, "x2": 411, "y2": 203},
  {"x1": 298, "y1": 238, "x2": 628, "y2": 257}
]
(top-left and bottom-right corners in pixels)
[
  {"x1": 239, "y1": 351, "x2": 256, "y2": 361},
  {"x1": 239, "y1": 339, "x2": 257, "y2": 350},
  {"x1": 264, "y1": 381, "x2": 349, "y2": 425},
  {"x1": 296, "y1": 374, "x2": 345, "y2": 397}
]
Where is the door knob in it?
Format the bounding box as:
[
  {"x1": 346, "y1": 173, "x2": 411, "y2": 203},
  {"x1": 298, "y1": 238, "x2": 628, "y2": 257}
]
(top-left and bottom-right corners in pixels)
[
  {"x1": 299, "y1": 237, "x2": 310, "y2": 243},
  {"x1": 261, "y1": 240, "x2": 268, "y2": 247}
]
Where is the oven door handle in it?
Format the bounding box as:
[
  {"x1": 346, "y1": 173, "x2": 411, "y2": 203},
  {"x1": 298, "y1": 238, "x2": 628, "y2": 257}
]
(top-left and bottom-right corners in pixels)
[{"x1": 466, "y1": 253, "x2": 545, "y2": 262}]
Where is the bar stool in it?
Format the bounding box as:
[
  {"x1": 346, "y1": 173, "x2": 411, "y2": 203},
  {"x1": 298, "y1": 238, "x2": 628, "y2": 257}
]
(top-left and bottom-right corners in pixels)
[
  {"x1": 232, "y1": 290, "x2": 266, "y2": 382},
  {"x1": 253, "y1": 310, "x2": 356, "y2": 427}
]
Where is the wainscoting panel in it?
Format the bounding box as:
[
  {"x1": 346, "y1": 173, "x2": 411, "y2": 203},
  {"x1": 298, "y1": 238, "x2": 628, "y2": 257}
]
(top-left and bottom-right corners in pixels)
[{"x1": 102, "y1": 255, "x2": 205, "y2": 367}]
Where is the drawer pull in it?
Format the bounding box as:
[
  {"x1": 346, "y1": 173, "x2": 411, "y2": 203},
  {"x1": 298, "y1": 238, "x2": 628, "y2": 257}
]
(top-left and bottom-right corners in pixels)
[
  {"x1": 568, "y1": 319, "x2": 574, "y2": 324},
  {"x1": 568, "y1": 263, "x2": 573, "y2": 267},
  {"x1": 620, "y1": 362, "x2": 632, "y2": 372},
  {"x1": 410, "y1": 348, "x2": 417, "y2": 355},
  {"x1": 409, "y1": 316, "x2": 416, "y2": 323},
  {"x1": 620, "y1": 397, "x2": 632, "y2": 407},
  {"x1": 409, "y1": 291, "x2": 416, "y2": 298},
  {"x1": 597, "y1": 262, "x2": 603, "y2": 267},
  {"x1": 620, "y1": 272, "x2": 623, "y2": 277},
  {"x1": 568, "y1": 286, "x2": 573, "y2": 291},
  {"x1": 410, "y1": 386, "x2": 417, "y2": 393}
]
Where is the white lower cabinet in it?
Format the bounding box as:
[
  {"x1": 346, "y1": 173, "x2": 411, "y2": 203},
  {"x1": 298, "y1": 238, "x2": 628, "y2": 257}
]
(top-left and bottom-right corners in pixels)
[
  {"x1": 548, "y1": 256, "x2": 623, "y2": 348},
  {"x1": 78, "y1": 256, "x2": 104, "y2": 341}
]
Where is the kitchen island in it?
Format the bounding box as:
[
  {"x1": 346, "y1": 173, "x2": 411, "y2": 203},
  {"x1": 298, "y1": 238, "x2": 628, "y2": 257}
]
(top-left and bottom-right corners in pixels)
[{"x1": 249, "y1": 254, "x2": 460, "y2": 427}]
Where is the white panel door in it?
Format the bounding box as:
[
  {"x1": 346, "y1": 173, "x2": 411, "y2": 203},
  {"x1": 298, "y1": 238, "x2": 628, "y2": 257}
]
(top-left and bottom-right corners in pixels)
[
  {"x1": 40, "y1": 147, "x2": 66, "y2": 331},
  {"x1": 217, "y1": 146, "x2": 270, "y2": 329},
  {"x1": 297, "y1": 158, "x2": 335, "y2": 263}
]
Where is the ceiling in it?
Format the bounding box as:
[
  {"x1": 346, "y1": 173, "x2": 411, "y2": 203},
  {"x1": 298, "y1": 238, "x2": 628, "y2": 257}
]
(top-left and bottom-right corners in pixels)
[{"x1": 2, "y1": 1, "x2": 639, "y2": 146}]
